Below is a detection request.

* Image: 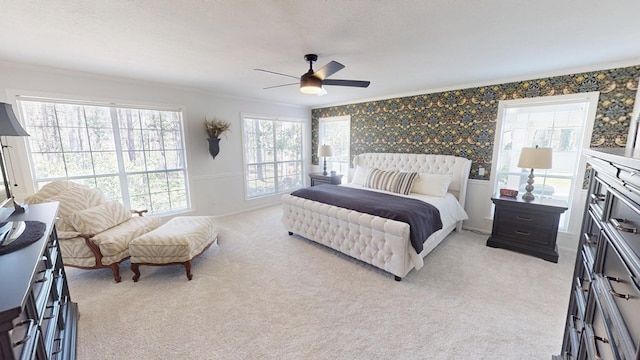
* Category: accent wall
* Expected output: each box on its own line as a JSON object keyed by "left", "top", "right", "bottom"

{"left": 311, "top": 65, "right": 640, "bottom": 179}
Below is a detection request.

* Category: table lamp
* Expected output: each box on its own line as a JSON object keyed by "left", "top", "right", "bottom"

{"left": 0, "top": 102, "right": 30, "bottom": 213}
{"left": 517, "top": 146, "right": 552, "bottom": 201}
{"left": 318, "top": 144, "right": 333, "bottom": 176}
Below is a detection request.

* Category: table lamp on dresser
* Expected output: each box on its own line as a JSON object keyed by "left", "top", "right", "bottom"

{"left": 517, "top": 145, "right": 552, "bottom": 201}
{"left": 0, "top": 102, "right": 30, "bottom": 213}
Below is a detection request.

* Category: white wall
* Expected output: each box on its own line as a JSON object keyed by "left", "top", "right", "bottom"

{"left": 0, "top": 61, "right": 311, "bottom": 216}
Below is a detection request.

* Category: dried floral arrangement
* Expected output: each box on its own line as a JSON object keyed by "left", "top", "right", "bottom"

{"left": 204, "top": 118, "right": 231, "bottom": 139}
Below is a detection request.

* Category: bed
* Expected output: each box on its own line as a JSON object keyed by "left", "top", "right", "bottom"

{"left": 281, "top": 152, "right": 472, "bottom": 280}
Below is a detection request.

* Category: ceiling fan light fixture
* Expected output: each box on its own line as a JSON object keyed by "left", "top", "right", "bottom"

{"left": 300, "top": 74, "right": 322, "bottom": 94}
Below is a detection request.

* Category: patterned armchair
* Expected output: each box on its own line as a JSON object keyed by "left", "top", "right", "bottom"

{"left": 24, "top": 181, "right": 163, "bottom": 282}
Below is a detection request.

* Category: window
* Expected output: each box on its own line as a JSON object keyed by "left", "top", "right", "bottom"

{"left": 491, "top": 92, "right": 599, "bottom": 231}
{"left": 17, "top": 97, "right": 189, "bottom": 215}
{"left": 242, "top": 114, "right": 304, "bottom": 199}
{"left": 318, "top": 115, "right": 350, "bottom": 175}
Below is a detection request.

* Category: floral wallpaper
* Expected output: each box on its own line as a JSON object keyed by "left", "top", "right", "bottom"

{"left": 311, "top": 65, "right": 640, "bottom": 179}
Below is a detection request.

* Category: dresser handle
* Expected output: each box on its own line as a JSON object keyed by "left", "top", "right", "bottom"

{"left": 609, "top": 289, "right": 631, "bottom": 300}
{"left": 591, "top": 335, "right": 609, "bottom": 360}
{"left": 590, "top": 193, "right": 605, "bottom": 202}
{"left": 516, "top": 216, "right": 533, "bottom": 221}
{"left": 514, "top": 230, "right": 530, "bottom": 236}
{"left": 570, "top": 315, "right": 582, "bottom": 333}
{"left": 605, "top": 275, "right": 621, "bottom": 282}
{"left": 610, "top": 218, "right": 638, "bottom": 233}
{"left": 12, "top": 319, "right": 35, "bottom": 347}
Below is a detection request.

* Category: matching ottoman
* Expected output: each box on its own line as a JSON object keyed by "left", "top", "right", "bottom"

{"left": 129, "top": 216, "right": 217, "bottom": 281}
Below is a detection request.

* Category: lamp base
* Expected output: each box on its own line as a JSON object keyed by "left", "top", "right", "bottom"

{"left": 522, "top": 168, "right": 535, "bottom": 201}
{"left": 12, "top": 198, "right": 26, "bottom": 213}
{"left": 322, "top": 158, "right": 328, "bottom": 176}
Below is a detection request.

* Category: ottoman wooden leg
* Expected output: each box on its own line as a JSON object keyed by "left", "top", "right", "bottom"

{"left": 184, "top": 260, "right": 193, "bottom": 280}
{"left": 132, "top": 263, "right": 141, "bottom": 282}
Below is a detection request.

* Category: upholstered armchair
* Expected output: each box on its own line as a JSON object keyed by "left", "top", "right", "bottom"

{"left": 24, "top": 181, "right": 163, "bottom": 282}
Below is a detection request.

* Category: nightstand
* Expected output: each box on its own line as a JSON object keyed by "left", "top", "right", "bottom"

{"left": 309, "top": 172, "right": 343, "bottom": 186}
{"left": 487, "top": 195, "right": 567, "bottom": 262}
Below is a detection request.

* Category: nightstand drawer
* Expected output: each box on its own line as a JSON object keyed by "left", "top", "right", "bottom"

{"left": 309, "top": 173, "right": 342, "bottom": 186}
{"left": 498, "top": 210, "right": 556, "bottom": 227}
{"left": 494, "top": 221, "right": 554, "bottom": 246}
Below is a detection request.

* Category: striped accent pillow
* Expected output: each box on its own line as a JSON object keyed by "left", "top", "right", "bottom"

{"left": 69, "top": 200, "right": 132, "bottom": 234}
{"left": 364, "top": 168, "right": 419, "bottom": 195}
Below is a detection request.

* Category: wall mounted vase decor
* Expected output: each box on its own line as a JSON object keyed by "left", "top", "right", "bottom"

{"left": 204, "top": 117, "right": 231, "bottom": 160}
{"left": 208, "top": 137, "right": 221, "bottom": 159}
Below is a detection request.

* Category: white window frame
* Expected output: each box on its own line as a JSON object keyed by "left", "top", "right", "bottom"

{"left": 15, "top": 95, "right": 191, "bottom": 216}
{"left": 489, "top": 92, "right": 600, "bottom": 234}
{"left": 240, "top": 113, "right": 305, "bottom": 200}
{"left": 318, "top": 115, "right": 351, "bottom": 177}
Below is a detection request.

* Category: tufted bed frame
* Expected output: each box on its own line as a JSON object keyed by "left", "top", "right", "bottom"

{"left": 281, "top": 153, "right": 472, "bottom": 280}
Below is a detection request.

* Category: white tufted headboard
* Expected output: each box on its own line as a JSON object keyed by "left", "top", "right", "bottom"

{"left": 352, "top": 153, "right": 472, "bottom": 208}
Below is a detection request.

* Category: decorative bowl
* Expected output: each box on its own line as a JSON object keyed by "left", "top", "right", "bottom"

{"left": 500, "top": 188, "right": 518, "bottom": 197}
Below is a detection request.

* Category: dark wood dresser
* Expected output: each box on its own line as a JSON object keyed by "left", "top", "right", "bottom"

{"left": 0, "top": 202, "right": 78, "bottom": 360}
{"left": 308, "top": 172, "right": 343, "bottom": 186}
{"left": 554, "top": 148, "right": 640, "bottom": 359}
{"left": 487, "top": 195, "right": 567, "bottom": 262}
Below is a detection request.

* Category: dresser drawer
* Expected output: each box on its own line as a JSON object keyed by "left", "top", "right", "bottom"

{"left": 590, "top": 276, "right": 637, "bottom": 360}
{"left": 582, "top": 209, "right": 602, "bottom": 268}
{"left": 600, "top": 237, "right": 640, "bottom": 346}
{"left": 575, "top": 256, "right": 591, "bottom": 318}
{"left": 607, "top": 188, "right": 640, "bottom": 262}
{"left": 589, "top": 174, "right": 609, "bottom": 216}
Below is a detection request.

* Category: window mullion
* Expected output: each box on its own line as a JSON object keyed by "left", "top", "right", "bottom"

{"left": 110, "top": 107, "right": 130, "bottom": 209}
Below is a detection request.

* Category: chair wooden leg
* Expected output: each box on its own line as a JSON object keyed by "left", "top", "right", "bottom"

{"left": 184, "top": 260, "right": 193, "bottom": 280}
{"left": 131, "top": 263, "right": 141, "bottom": 282}
{"left": 110, "top": 264, "right": 121, "bottom": 283}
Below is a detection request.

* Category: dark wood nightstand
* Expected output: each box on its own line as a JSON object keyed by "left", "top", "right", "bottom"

{"left": 487, "top": 195, "right": 567, "bottom": 262}
{"left": 309, "top": 172, "right": 343, "bottom": 186}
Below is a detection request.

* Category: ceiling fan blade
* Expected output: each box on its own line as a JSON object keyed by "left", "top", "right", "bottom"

{"left": 322, "top": 79, "right": 370, "bottom": 88}
{"left": 313, "top": 61, "right": 345, "bottom": 80}
{"left": 263, "top": 82, "right": 298, "bottom": 90}
{"left": 317, "top": 87, "right": 328, "bottom": 96}
{"left": 254, "top": 69, "right": 299, "bottom": 79}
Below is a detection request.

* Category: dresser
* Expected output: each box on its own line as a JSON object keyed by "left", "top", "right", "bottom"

{"left": 487, "top": 195, "right": 567, "bottom": 262}
{"left": 308, "top": 172, "right": 343, "bottom": 186}
{"left": 555, "top": 148, "right": 640, "bottom": 359}
{"left": 0, "top": 202, "right": 78, "bottom": 360}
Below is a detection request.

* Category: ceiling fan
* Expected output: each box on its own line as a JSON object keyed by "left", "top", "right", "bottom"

{"left": 254, "top": 54, "right": 370, "bottom": 95}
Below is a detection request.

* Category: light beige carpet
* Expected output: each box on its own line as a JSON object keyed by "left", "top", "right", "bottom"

{"left": 66, "top": 205, "right": 574, "bottom": 360}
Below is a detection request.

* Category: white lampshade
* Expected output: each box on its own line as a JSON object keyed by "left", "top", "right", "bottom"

{"left": 518, "top": 147, "right": 552, "bottom": 169}
{"left": 318, "top": 144, "right": 333, "bottom": 157}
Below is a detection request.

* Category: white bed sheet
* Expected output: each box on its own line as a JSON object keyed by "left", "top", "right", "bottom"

{"left": 339, "top": 183, "right": 469, "bottom": 234}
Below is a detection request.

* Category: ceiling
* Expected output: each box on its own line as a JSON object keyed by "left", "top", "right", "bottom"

{"left": 2, "top": 1, "right": 640, "bottom": 108}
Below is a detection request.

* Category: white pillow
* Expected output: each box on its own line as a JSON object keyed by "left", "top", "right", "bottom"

{"left": 351, "top": 165, "right": 369, "bottom": 185}
{"left": 411, "top": 174, "right": 453, "bottom": 197}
